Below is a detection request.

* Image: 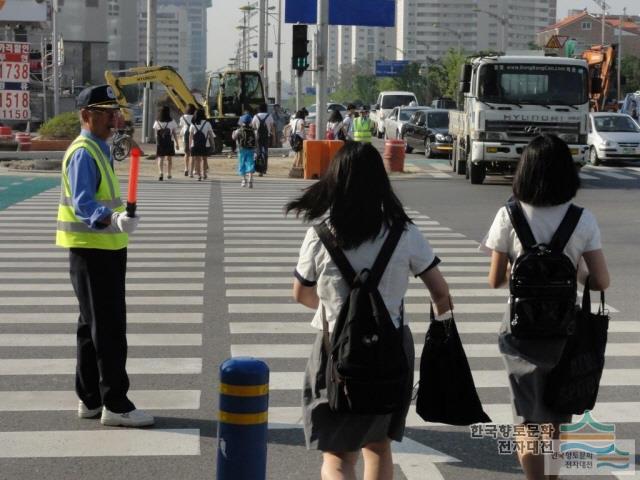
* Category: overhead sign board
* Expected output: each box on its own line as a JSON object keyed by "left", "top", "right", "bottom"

{"left": 0, "top": 0, "right": 47, "bottom": 22}
{"left": 285, "top": 0, "right": 395, "bottom": 27}
{"left": 375, "top": 60, "right": 410, "bottom": 77}
{"left": 0, "top": 42, "right": 30, "bottom": 121}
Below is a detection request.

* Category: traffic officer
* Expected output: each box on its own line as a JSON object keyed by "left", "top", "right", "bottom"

{"left": 56, "top": 84, "right": 154, "bottom": 427}
{"left": 351, "top": 104, "right": 373, "bottom": 143}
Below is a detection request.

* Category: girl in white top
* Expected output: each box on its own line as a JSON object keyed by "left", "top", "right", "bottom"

{"left": 482, "top": 134, "right": 610, "bottom": 480}
{"left": 288, "top": 141, "right": 452, "bottom": 479}
{"left": 152, "top": 105, "right": 180, "bottom": 181}
{"left": 188, "top": 108, "right": 215, "bottom": 181}
{"left": 179, "top": 104, "right": 196, "bottom": 177}
{"left": 288, "top": 110, "right": 307, "bottom": 168}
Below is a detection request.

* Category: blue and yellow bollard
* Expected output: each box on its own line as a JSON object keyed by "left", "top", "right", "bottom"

{"left": 217, "top": 357, "right": 269, "bottom": 480}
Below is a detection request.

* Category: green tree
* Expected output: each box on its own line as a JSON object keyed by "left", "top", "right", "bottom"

{"left": 441, "top": 49, "right": 467, "bottom": 98}
{"left": 621, "top": 55, "right": 640, "bottom": 94}
{"left": 392, "top": 63, "right": 429, "bottom": 104}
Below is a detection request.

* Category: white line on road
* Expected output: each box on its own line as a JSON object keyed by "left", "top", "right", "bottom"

{"left": 0, "top": 272, "right": 205, "bottom": 280}
{"left": 0, "top": 358, "right": 202, "bottom": 375}
{"left": 222, "top": 265, "right": 490, "bottom": 272}
{"left": 0, "top": 283, "right": 203, "bottom": 292}
{"left": 224, "top": 275, "right": 488, "bottom": 284}
{"left": 222, "top": 247, "right": 479, "bottom": 254}
{"left": 223, "top": 256, "right": 489, "bottom": 263}
{"left": 596, "top": 170, "right": 637, "bottom": 180}
{"left": 0, "top": 296, "right": 203, "bottom": 306}
{"left": 0, "top": 333, "right": 202, "bottom": 347}
{"left": 0, "top": 313, "right": 202, "bottom": 324}
{"left": 225, "top": 288, "right": 508, "bottom": 297}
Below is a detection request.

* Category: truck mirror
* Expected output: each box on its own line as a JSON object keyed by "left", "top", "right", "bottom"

{"left": 459, "top": 81, "right": 471, "bottom": 94}
{"left": 591, "top": 78, "right": 602, "bottom": 95}
{"left": 460, "top": 64, "right": 472, "bottom": 83}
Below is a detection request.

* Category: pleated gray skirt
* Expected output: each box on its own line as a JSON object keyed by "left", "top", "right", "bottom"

{"left": 498, "top": 311, "right": 573, "bottom": 425}
{"left": 302, "top": 326, "right": 415, "bottom": 452}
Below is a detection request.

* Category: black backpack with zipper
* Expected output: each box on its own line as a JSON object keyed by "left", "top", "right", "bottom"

{"left": 314, "top": 222, "right": 409, "bottom": 414}
{"left": 192, "top": 123, "right": 207, "bottom": 152}
{"left": 506, "top": 199, "right": 583, "bottom": 338}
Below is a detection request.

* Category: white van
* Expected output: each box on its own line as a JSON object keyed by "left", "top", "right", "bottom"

{"left": 373, "top": 91, "right": 418, "bottom": 138}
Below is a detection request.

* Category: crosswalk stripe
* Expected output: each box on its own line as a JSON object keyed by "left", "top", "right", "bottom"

{"left": 268, "top": 369, "right": 640, "bottom": 390}
{"left": 268, "top": 402, "right": 640, "bottom": 427}
{"left": 223, "top": 256, "right": 489, "bottom": 263}
{"left": 221, "top": 231, "right": 466, "bottom": 238}
{"left": 223, "top": 265, "right": 490, "bottom": 272}
{"left": 0, "top": 261, "right": 207, "bottom": 268}
{"left": 225, "top": 288, "right": 508, "bottom": 297}
{"left": 0, "top": 252, "right": 206, "bottom": 259}
{"left": 0, "top": 244, "right": 206, "bottom": 250}
{"left": 0, "top": 390, "right": 200, "bottom": 411}
{"left": 0, "top": 313, "right": 202, "bottom": 324}
{"left": 0, "top": 223, "right": 209, "bottom": 229}
{"left": 230, "top": 303, "right": 507, "bottom": 314}
{"left": 0, "top": 272, "right": 205, "bottom": 280}
{"left": 229, "top": 320, "right": 640, "bottom": 334}
{"left": 0, "top": 283, "right": 203, "bottom": 291}
{"left": 0, "top": 229, "right": 207, "bottom": 235}
{"left": 221, "top": 239, "right": 477, "bottom": 246}
{"left": 0, "top": 358, "right": 202, "bottom": 375}
{"left": 0, "top": 296, "right": 203, "bottom": 306}
{"left": 223, "top": 247, "right": 479, "bottom": 254}
{"left": 222, "top": 226, "right": 454, "bottom": 231}
{"left": 0, "top": 333, "right": 202, "bottom": 347}
{"left": 579, "top": 172, "right": 599, "bottom": 180}
{"left": 596, "top": 170, "right": 637, "bottom": 180}
{"left": 0, "top": 429, "right": 201, "bottom": 457}
{"left": 224, "top": 276, "right": 489, "bottom": 284}
{"left": 0, "top": 236, "right": 207, "bottom": 242}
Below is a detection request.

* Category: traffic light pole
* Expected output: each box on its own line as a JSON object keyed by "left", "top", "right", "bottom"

{"left": 315, "top": 0, "right": 329, "bottom": 140}
{"left": 296, "top": 71, "right": 302, "bottom": 111}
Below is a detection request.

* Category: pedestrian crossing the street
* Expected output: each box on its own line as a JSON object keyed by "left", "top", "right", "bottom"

{"left": 0, "top": 181, "right": 210, "bottom": 459}
{"left": 221, "top": 180, "right": 640, "bottom": 471}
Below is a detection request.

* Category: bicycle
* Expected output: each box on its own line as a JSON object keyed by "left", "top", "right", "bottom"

{"left": 111, "top": 128, "right": 134, "bottom": 162}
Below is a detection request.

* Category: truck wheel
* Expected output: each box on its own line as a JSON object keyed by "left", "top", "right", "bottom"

{"left": 469, "top": 162, "right": 486, "bottom": 184}
{"left": 589, "top": 147, "right": 601, "bottom": 166}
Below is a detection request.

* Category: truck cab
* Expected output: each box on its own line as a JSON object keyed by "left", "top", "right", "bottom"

{"left": 450, "top": 55, "right": 591, "bottom": 184}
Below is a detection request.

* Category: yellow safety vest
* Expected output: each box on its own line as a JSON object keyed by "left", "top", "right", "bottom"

{"left": 353, "top": 117, "right": 372, "bottom": 143}
{"left": 56, "top": 135, "right": 128, "bottom": 250}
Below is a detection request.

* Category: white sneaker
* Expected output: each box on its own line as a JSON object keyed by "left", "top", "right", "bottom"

{"left": 78, "top": 400, "right": 102, "bottom": 419}
{"left": 100, "top": 407, "right": 155, "bottom": 427}
{"left": 241, "top": 179, "right": 247, "bottom": 187}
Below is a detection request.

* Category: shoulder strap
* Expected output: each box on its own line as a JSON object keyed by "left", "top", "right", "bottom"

{"left": 549, "top": 204, "right": 583, "bottom": 253}
{"left": 505, "top": 198, "right": 536, "bottom": 250}
{"left": 196, "top": 122, "right": 205, "bottom": 132}
{"left": 368, "top": 223, "right": 404, "bottom": 287}
{"left": 314, "top": 222, "right": 357, "bottom": 287}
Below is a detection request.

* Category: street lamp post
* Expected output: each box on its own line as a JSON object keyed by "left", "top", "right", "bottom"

{"left": 51, "top": 0, "right": 59, "bottom": 117}
{"left": 275, "top": 0, "right": 282, "bottom": 105}
{"left": 474, "top": 7, "right": 508, "bottom": 52}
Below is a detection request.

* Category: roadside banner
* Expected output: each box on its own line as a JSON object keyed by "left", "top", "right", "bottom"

{"left": 0, "top": 41, "right": 30, "bottom": 121}
{"left": 285, "top": 0, "right": 395, "bottom": 27}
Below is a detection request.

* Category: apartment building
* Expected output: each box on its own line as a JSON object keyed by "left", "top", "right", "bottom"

{"left": 108, "top": 0, "right": 138, "bottom": 70}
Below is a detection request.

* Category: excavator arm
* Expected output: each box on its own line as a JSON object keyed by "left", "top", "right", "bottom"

{"left": 104, "top": 66, "right": 202, "bottom": 123}
{"left": 581, "top": 44, "right": 617, "bottom": 112}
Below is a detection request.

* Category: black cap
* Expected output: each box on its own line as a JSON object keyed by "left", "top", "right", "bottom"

{"left": 76, "top": 84, "right": 120, "bottom": 109}
{"left": 361, "top": 104, "right": 370, "bottom": 111}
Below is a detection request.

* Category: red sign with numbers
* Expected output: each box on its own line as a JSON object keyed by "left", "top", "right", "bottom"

{"left": 0, "top": 42, "right": 30, "bottom": 121}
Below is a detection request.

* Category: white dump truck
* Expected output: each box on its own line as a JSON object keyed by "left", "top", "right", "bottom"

{"left": 450, "top": 54, "right": 593, "bottom": 184}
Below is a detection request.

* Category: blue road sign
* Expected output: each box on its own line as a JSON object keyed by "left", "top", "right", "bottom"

{"left": 375, "top": 60, "right": 410, "bottom": 77}
{"left": 305, "top": 86, "right": 317, "bottom": 95}
{"left": 285, "top": 0, "right": 395, "bottom": 27}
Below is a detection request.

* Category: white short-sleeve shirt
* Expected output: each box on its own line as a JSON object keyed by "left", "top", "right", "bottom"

{"left": 152, "top": 120, "right": 178, "bottom": 133}
{"left": 188, "top": 121, "right": 215, "bottom": 147}
{"left": 295, "top": 223, "right": 439, "bottom": 332}
{"left": 179, "top": 114, "right": 193, "bottom": 136}
{"left": 251, "top": 112, "right": 274, "bottom": 131}
{"left": 482, "top": 201, "right": 602, "bottom": 267}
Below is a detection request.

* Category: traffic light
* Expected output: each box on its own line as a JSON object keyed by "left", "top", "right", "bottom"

{"left": 292, "top": 25, "right": 309, "bottom": 74}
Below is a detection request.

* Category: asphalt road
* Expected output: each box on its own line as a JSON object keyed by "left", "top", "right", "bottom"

{"left": 0, "top": 144, "right": 638, "bottom": 479}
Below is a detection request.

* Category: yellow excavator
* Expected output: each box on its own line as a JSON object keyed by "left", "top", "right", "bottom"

{"left": 581, "top": 44, "right": 618, "bottom": 112}
{"left": 105, "top": 65, "right": 266, "bottom": 153}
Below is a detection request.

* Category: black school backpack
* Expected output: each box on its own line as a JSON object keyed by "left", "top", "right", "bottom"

{"left": 192, "top": 123, "right": 207, "bottom": 152}
{"left": 256, "top": 114, "right": 270, "bottom": 146}
{"left": 314, "top": 222, "right": 409, "bottom": 414}
{"left": 157, "top": 122, "right": 173, "bottom": 149}
{"left": 238, "top": 125, "right": 256, "bottom": 149}
{"left": 506, "top": 199, "right": 583, "bottom": 338}
{"left": 289, "top": 120, "right": 304, "bottom": 152}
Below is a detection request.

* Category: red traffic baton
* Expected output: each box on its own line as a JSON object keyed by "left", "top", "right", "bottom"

{"left": 126, "top": 147, "right": 141, "bottom": 217}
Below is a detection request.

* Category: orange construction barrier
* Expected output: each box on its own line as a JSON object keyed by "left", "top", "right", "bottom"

{"left": 15, "top": 132, "right": 31, "bottom": 151}
{"left": 0, "top": 126, "right": 12, "bottom": 140}
{"left": 303, "top": 140, "right": 345, "bottom": 179}
{"left": 383, "top": 139, "right": 405, "bottom": 172}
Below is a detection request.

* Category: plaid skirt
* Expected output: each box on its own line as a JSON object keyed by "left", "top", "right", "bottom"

{"left": 302, "top": 326, "right": 415, "bottom": 451}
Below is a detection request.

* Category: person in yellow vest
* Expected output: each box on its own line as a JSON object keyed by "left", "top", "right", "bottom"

{"left": 56, "top": 85, "right": 154, "bottom": 428}
{"left": 351, "top": 104, "right": 373, "bottom": 143}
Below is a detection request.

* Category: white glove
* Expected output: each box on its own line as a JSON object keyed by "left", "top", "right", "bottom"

{"left": 111, "top": 211, "right": 140, "bottom": 234}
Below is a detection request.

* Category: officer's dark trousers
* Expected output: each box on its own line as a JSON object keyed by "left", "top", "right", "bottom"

{"left": 69, "top": 247, "right": 135, "bottom": 413}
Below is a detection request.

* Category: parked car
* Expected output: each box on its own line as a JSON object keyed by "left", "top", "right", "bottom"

{"left": 305, "top": 102, "right": 346, "bottom": 126}
{"left": 430, "top": 97, "right": 457, "bottom": 110}
{"left": 372, "top": 91, "right": 418, "bottom": 138}
{"left": 383, "top": 106, "right": 428, "bottom": 140}
{"left": 402, "top": 109, "right": 452, "bottom": 157}
{"left": 587, "top": 112, "right": 640, "bottom": 165}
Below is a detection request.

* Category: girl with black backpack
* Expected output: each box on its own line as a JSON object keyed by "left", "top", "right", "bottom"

{"left": 188, "top": 108, "right": 215, "bottom": 181}
{"left": 286, "top": 142, "right": 453, "bottom": 480}
{"left": 153, "top": 106, "right": 180, "bottom": 181}
{"left": 482, "top": 134, "right": 610, "bottom": 480}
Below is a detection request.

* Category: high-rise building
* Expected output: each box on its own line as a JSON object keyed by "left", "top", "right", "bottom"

{"left": 108, "top": 0, "right": 138, "bottom": 70}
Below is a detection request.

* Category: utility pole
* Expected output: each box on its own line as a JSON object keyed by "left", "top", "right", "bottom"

{"left": 592, "top": 0, "right": 610, "bottom": 46}
{"left": 617, "top": 8, "right": 625, "bottom": 103}
{"left": 40, "top": 35, "right": 47, "bottom": 122}
{"left": 51, "top": 0, "right": 59, "bottom": 117}
{"left": 142, "top": 0, "right": 156, "bottom": 143}
{"left": 264, "top": 0, "right": 269, "bottom": 99}
{"left": 315, "top": 0, "right": 329, "bottom": 140}
{"left": 258, "top": 0, "right": 265, "bottom": 84}
{"left": 275, "top": 0, "right": 282, "bottom": 105}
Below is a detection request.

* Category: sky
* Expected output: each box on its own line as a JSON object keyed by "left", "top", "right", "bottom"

{"left": 206, "top": 0, "right": 640, "bottom": 74}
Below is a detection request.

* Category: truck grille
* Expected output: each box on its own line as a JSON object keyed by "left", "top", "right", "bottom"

{"left": 485, "top": 121, "right": 581, "bottom": 138}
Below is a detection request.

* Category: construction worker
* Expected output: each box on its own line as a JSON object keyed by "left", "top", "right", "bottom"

{"left": 351, "top": 105, "right": 373, "bottom": 143}
{"left": 56, "top": 84, "right": 154, "bottom": 428}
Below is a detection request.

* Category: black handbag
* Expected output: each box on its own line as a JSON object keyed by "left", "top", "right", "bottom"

{"left": 416, "top": 305, "right": 491, "bottom": 425}
{"left": 544, "top": 278, "right": 609, "bottom": 415}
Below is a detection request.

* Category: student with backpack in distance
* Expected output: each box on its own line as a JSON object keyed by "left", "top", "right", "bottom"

{"left": 325, "top": 109, "right": 346, "bottom": 141}
{"left": 288, "top": 110, "right": 306, "bottom": 169}
{"left": 179, "top": 104, "right": 196, "bottom": 177}
{"left": 287, "top": 142, "right": 452, "bottom": 480}
{"left": 188, "top": 108, "right": 215, "bottom": 181}
{"left": 482, "top": 134, "right": 610, "bottom": 480}
{"left": 233, "top": 113, "right": 257, "bottom": 188}
{"left": 251, "top": 103, "right": 274, "bottom": 176}
{"left": 153, "top": 106, "right": 180, "bottom": 181}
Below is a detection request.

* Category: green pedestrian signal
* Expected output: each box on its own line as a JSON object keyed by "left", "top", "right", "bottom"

{"left": 292, "top": 24, "right": 309, "bottom": 73}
